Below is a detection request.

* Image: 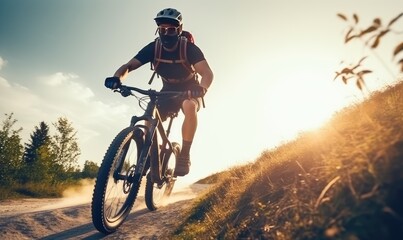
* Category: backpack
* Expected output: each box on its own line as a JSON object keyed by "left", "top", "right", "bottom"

{"left": 148, "top": 30, "right": 196, "bottom": 84}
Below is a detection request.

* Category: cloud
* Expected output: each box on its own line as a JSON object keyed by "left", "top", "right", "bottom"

{"left": 35, "top": 72, "right": 132, "bottom": 138}
{"left": 0, "top": 76, "right": 39, "bottom": 113}
{"left": 0, "top": 76, "right": 11, "bottom": 87}
{"left": 43, "top": 72, "right": 79, "bottom": 86}
{"left": 39, "top": 72, "right": 94, "bottom": 102}
{"left": 0, "top": 56, "right": 7, "bottom": 70}
{"left": 0, "top": 71, "right": 133, "bottom": 166}
{"left": 0, "top": 56, "right": 9, "bottom": 87}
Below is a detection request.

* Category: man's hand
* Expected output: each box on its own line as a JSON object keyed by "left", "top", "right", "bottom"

{"left": 104, "top": 77, "right": 122, "bottom": 90}
{"left": 188, "top": 85, "right": 207, "bottom": 98}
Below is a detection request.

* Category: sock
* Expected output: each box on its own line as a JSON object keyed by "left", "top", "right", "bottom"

{"left": 181, "top": 140, "right": 192, "bottom": 157}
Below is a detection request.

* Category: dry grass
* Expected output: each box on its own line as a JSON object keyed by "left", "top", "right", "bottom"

{"left": 166, "top": 81, "right": 403, "bottom": 240}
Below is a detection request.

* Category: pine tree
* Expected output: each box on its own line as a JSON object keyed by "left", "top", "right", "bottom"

{"left": 24, "top": 121, "right": 50, "bottom": 163}
{"left": 22, "top": 121, "right": 53, "bottom": 183}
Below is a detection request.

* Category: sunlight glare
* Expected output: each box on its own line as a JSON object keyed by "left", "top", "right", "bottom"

{"left": 262, "top": 69, "right": 343, "bottom": 139}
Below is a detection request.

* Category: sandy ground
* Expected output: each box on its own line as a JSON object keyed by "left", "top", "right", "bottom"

{"left": 0, "top": 182, "right": 211, "bottom": 240}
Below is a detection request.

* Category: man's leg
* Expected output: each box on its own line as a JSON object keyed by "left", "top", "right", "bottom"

{"left": 175, "top": 99, "right": 198, "bottom": 176}
{"left": 182, "top": 99, "right": 198, "bottom": 151}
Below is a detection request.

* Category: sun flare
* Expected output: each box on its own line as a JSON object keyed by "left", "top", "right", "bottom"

{"left": 262, "top": 72, "right": 344, "bottom": 139}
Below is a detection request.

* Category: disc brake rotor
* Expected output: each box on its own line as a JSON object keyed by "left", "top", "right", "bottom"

{"left": 123, "top": 165, "right": 136, "bottom": 194}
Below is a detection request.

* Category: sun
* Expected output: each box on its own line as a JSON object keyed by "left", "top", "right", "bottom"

{"left": 261, "top": 69, "right": 345, "bottom": 140}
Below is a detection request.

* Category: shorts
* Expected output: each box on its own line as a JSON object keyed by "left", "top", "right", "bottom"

{"left": 157, "top": 79, "right": 202, "bottom": 121}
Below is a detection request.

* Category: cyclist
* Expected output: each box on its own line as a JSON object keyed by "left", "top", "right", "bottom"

{"left": 105, "top": 8, "right": 214, "bottom": 176}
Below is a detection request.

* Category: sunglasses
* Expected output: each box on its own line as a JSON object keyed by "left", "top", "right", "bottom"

{"left": 156, "top": 26, "right": 179, "bottom": 36}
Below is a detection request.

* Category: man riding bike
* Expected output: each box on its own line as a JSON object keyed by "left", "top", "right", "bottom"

{"left": 105, "top": 8, "right": 214, "bottom": 176}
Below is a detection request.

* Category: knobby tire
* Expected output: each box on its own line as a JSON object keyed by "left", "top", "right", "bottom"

{"left": 91, "top": 126, "right": 143, "bottom": 234}
{"left": 145, "top": 142, "right": 181, "bottom": 211}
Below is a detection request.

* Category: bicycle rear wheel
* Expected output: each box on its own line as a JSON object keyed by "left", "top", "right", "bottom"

{"left": 91, "top": 126, "right": 144, "bottom": 234}
{"left": 145, "top": 142, "right": 181, "bottom": 211}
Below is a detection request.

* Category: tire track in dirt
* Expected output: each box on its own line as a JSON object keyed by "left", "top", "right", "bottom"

{"left": 0, "top": 184, "right": 210, "bottom": 240}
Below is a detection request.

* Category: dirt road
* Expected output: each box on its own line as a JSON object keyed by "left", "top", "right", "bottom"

{"left": 0, "top": 183, "right": 210, "bottom": 240}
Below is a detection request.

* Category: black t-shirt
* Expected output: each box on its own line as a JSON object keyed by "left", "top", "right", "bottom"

{"left": 134, "top": 40, "right": 206, "bottom": 80}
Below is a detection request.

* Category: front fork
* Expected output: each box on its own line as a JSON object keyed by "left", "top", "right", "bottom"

{"left": 113, "top": 124, "right": 146, "bottom": 186}
{"left": 130, "top": 115, "right": 158, "bottom": 181}
{"left": 129, "top": 114, "right": 173, "bottom": 185}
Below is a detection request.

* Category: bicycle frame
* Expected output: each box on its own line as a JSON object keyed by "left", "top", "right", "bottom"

{"left": 129, "top": 93, "right": 177, "bottom": 185}
{"left": 91, "top": 85, "right": 182, "bottom": 234}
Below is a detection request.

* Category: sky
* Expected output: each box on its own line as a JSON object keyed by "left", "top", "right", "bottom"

{"left": 1, "top": 0, "right": 402, "bottom": 185}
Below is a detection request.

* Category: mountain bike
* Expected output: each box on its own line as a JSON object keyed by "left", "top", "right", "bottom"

{"left": 91, "top": 84, "right": 183, "bottom": 234}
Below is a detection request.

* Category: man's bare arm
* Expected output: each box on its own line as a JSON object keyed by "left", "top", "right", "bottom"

{"left": 113, "top": 58, "right": 143, "bottom": 81}
{"left": 194, "top": 60, "right": 214, "bottom": 90}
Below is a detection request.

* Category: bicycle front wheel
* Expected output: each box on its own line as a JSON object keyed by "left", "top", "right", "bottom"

{"left": 145, "top": 142, "right": 181, "bottom": 211}
{"left": 91, "top": 126, "right": 144, "bottom": 234}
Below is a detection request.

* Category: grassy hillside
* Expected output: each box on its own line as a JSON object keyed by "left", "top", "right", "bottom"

{"left": 167, "top": 81, "right": 403, "bottom": 239}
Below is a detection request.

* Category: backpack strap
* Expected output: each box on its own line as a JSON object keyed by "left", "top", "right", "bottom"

{"left": 149, "top": 36, "right": 196, "bottom": 85}
{"left": 178, "top": 36, "right": 195, "bottom": 75}
{"left": 148, "top": 38, "right": 162, "bottom": 84}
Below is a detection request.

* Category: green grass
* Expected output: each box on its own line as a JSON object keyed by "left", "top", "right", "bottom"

{"left": 166, "top": 81, "right": 403, "bottom": 239}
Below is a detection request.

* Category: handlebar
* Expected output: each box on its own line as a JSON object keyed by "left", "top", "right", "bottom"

{"left": 113, "top": 85, "right": 205, "bottom": 108}
{"left": 117, "top": 85, "right": 185, "bottom": 97}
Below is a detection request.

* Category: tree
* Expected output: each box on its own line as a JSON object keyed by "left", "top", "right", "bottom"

{"left": 22, "top": 121, "right": 54, "bottom": 183}
{"left": 24, "top": 122, "right": 50, "bottom": 163}
{"left": 51, "top": 117, "right": 81, "bottom": 177}
{"left": 82, "top": 160, "right": 99, "bottom": 179}
{"left": 0, "top": 113, "right": 23, "bottom": 185}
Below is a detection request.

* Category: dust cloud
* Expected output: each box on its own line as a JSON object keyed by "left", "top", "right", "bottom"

{"left": 49, "top": 178, "right": 205, "bottom": 210}
{"left": 37, "top": 179, "right": 95, "bottom": 211}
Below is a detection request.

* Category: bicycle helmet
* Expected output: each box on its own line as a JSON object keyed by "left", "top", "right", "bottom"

{"left": 154, "top": 8, "right": 183, "bottom": 26}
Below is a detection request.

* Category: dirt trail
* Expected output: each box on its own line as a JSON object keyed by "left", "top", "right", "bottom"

{"left": 0, "top": 183, "right": 210, "bottom": 240}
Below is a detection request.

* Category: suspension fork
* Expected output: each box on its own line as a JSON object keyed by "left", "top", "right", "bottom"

{"left": 136, "top": 117, "right": 159, "bottom": 179}
{"left": 128, "top": 102, "right": 160, "bottom": 180}
{"left": 156, "top": 115, "right": 176, "bottom": 181}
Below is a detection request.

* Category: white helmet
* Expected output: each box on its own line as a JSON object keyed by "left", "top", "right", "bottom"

{"left": 154, "top": 8, "right": 183, "bottom": 26}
